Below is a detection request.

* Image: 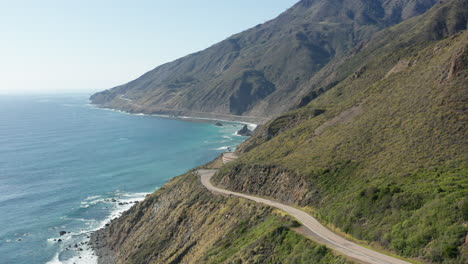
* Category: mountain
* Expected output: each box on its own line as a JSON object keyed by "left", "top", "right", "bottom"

{"left": 89, "top": 0, "right": 467, "bottom": 263}
{"left": 215, "top": 0, "right": 468, "bottom": 262}
{"left": 90, "top": 0, "right": 439, "bottom": 123}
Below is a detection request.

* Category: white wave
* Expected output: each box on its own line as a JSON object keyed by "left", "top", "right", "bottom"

{"left": 212, "top": 146, "right": 231, "bottom": 151}
{"left": 84, "top": 195, "right": 101, "bottom": 201}
{"left": 45, "top": 244, "right": 98, "bottom": 264}
{"left": 45, "top": 253, "right": 60, "bottom": 264}
{"left": 90, "top": 192, "right": 149, "bottom": 234}
{"left": 88, "top": 104, "right": 259, "bottom": 133}
{"left": 46, "top": 191, "right": 151, "bottom": 264}
{"left": 61, "top": 217, "right": 94, "bottom": 222}
{"left": 246, "top": 123, "right": 258, "bottom": 130}
{"left": 121, "top": 192, "right": 150, "bottom": 197}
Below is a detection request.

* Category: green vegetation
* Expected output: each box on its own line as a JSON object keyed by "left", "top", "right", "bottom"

{"left": 205, "top": 216, "right": 349, "bottom": 264}
{"left": 92, "top": 170, "right": 349, "bottom": 264}
{"left": 214, "top": 2, "right": 468, "bottom": 263}
{"left": 91, "top": 1, "right": 467, "bottom": 264}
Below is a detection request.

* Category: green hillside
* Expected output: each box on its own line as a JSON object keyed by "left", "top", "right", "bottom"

{"left": 214, "top": 1, "right": 468, "bottom": 262}
{"left": 90, "top": 1, "right": 467, "bottom": 263}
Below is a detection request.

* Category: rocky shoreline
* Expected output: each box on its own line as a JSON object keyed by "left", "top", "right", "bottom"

{"left": 89, "top": 199, "right": 145, "bottom": 264}
{"left": 89, "top": 231, "right": 116, "bottom": 264}
{"left": 85, "top": 107, "right": 258, "bottom": 263}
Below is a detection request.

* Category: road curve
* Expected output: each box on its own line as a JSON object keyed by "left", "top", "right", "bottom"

{"left": 197, "top": 169, "right": 410, "bottom": 264}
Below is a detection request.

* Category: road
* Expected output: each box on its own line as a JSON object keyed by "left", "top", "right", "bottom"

{"left": 118, "top": 95, "right": 143, "bottom": 108}
{"left": 115, "top": 94, "right": 270, "bottom": 123}
{"left": 197, "top": 169, "right": 411, "bottom": 264}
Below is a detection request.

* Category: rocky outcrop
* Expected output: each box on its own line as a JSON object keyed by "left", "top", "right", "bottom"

{"left": 448, "top": 45, "right": 467, "bottom": 79}
{"left": 236, "top": 125, "right": 253, "bottom": 136}
{"left": 214, "top": 164, "right": 317, "bottom": 207}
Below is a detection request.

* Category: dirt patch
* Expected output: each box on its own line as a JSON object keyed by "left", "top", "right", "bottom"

{"left": 385, "top": 60, "right": 411, "bottom": 78}
{"left": 314, "top": 105, "right": 363, "bottom": 135}
{"left": 448, "top": 45, "right": 467, "bottom": 80}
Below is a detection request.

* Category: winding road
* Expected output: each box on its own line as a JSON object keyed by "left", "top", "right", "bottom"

{"left": 198, "top": 169, "right": 410, "bottom": 264}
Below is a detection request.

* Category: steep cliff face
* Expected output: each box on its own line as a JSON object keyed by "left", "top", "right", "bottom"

{"left": 90, "top": 168, "right": 349, "bottom": 264}
{"left": 212, "top": 1, "right": 468, "bottom": 262}
{"left": 90, "top": 0, "right": 439, "bottom": 121}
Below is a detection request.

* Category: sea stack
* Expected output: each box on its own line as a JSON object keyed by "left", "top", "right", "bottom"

{"left": 237, "top": 125, "right": 253, "bottom": 136}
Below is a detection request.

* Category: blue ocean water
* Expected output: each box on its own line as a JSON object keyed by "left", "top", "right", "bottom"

{"left": 0, "top": 94, "right": 248, "bottom": 264}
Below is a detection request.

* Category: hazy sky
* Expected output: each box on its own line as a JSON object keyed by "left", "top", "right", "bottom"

{"left": 0, "top": 0, "right": 298, "bottom": 95}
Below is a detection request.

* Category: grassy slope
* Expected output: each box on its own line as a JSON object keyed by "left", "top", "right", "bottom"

{"left": 91, "top": 168, "right": 349, "bottom": 264}
{"left": 91, "top": 2, "right": 466, "bottom": 264}
{"left": 214, "top": 1, "right": 468, "bottom": 263}
{"left": 204, "top": 216, "right": 349, "bottom": 264}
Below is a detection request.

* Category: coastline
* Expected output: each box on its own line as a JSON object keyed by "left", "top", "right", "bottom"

{"left": 85, "top": 103, "right": 255, "bottom": 263}
{"left": 88, "top": 103, "right": 262, "bottom": 131}
{"left": 87, "top": 100, "right": 268, "bottom": 127}
{"left": 46, "top": 192, "right": 151, "bottom": 264}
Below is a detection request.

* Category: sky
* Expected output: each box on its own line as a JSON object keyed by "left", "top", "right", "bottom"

{"left": 0, "top": 0, "right": 298, "bottom": 95}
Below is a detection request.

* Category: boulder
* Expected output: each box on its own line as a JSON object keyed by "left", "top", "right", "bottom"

{"left": 237, "top": 125, "right": 253, "bottom": 136}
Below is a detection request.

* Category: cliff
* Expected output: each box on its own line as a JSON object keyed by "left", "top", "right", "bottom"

{"left": 90, "top": 166, "right": 349, "bottom": 264}
{"left": 90, "top": 0, "right": 467, "bottom": 263}
{"left": 90, "top": 0, "right": 439, "bottom": 122}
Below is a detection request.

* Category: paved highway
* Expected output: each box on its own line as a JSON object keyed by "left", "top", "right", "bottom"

{"left": 198, "top": 169, "right": 410, "bottom": 264}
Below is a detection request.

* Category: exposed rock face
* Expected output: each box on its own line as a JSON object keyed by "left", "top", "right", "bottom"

{"left": 90, "top": 0, "right": 439, "bottom": 120}
{"left": 90, "top": 172, "right": 269, "bottom": 263}
{"left": 236, "top": 125, "right": 253, "bottom": 136}
{"left": 448, "top": 45, "right": 467, "bottom": 79}
{"left": 215, "top": 164, "right": 316, "bottom": 206}
{"left": 385, "top": 60, "right": 411, "bottom": 78}
{"left": 89, "top": 170, "right": 348, "bottom": 264}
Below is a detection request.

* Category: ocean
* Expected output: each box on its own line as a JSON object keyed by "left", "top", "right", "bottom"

{"left": 0, "top": 94, "right": 248, "bottom": 264}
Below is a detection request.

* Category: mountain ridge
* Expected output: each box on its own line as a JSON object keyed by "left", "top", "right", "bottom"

{"left": 90, "top": 0, "right": 440, "bottom": 122}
